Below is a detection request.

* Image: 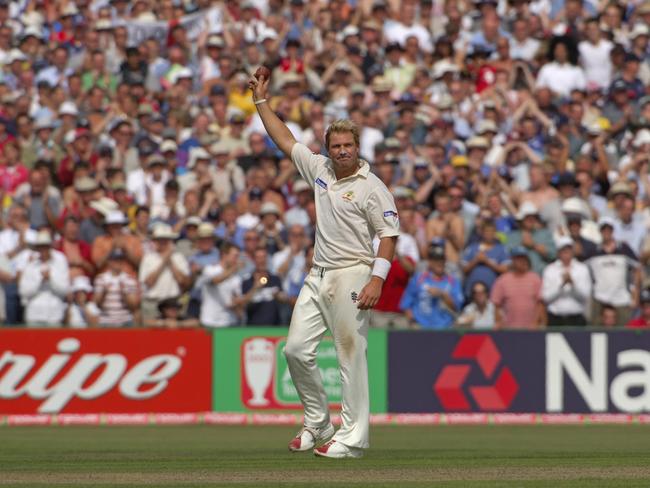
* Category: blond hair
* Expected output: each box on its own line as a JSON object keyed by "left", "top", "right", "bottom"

{"left": 325, "top": 119, "right": 361, "bottom": 150}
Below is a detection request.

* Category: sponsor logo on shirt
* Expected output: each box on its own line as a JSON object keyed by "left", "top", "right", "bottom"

{"left": 342, "top": 191, "right": 355, "bottom": 201}
{"left": 315, "top": 178, "right": 328, "bottom": 190}
{"left": 351, "top": 291, "right": 358, "bottom": 303}
{"left": 383, "top": 210, "right": 398, "bottom": 218}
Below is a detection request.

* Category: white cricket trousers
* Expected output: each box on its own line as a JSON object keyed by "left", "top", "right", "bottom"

{"left": 284, "top": 263, "right": 371, "bottom": 449}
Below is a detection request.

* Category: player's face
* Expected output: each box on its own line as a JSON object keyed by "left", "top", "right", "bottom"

{"left": 327, "top": 132, "right": 360, "bottom": 177}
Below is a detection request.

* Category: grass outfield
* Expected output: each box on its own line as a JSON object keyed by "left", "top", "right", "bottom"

{"left": 1, "top": 425, "right": 649, "bottom": 487}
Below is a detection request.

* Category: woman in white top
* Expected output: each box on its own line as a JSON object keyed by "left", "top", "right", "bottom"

{"left": 536, "top": 36, "right": 586, "bottom": 98}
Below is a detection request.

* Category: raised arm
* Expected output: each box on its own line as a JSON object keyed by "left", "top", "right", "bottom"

{"left": 249, "top": 73, "right": 297, "bottom": 158}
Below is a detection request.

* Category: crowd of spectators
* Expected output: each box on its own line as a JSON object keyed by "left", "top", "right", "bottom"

{"left": 0, "top": 0, "right": 648, "bottom": 330}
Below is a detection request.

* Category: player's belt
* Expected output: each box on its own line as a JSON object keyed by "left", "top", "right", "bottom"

{"left": 312, "top": 265, "right": 326, "bottom": 277}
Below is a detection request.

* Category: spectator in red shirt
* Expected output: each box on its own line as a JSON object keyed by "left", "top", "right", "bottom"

{"left": 58, "top": 128, "right": 98, "bottom": 188}
{"left": 370, "top": 223, "right": 420, "bottom": 329}
{"left": 0, "top": 140, "right": 28, "bottom": 195}
{"left": 626, "top": 289, "right": 650, "bottom": 328}
{"left": 54, "top": 215, "right": 94, "bottom": 280}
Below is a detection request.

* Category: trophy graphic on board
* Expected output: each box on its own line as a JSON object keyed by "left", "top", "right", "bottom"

{"left": 243, "top": 338, "right": 275, "bottom": 406}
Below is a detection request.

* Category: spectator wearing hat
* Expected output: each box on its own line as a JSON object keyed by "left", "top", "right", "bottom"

{"left": 28, "top": 116, "right": 64, "bottom": 168}
{"left": 187, "top": 222, "right": 220, "bottom": 318}
{"left": 461, "top": 219, "right": 509, "bottom": 298}
{"left": 626, "top": 289, "right": 650, "bottom": 328}
{"left": 175, "top": 215, "right": 202, "bottom": 258}
{"left": 284, "top": 179, "right": 312, "bottom": 228}
{"left": 561, "top": 198, "right": 599, "bottom": 261}
{"left": 603, "top": 79, "right": 636, "bottom": 141}
{"left": 210, "top": 139, "right": 246, "bottom": 205}
{"left": 588, "top": 216, "right": 640, "bottom": 326}
{"left": 241, "top": 246, "right": 283, "bottom": 326}
{"left": 139, "top": 224, "right": 190, "bottom": 320}
{"left": 490, "top": 245, "right": 545, "bottom": 329}
{"left": 81, "top": 197, "right": 116, "bottom": 244}
{"left": 612, "top": 53, "right": 645, "bottom": 100}
{"left": 54, "top": 215, "right": 94, "bottom": 280}
{"left": 399, "top": 242, "right": 463, "bottom": 329}
{"left": 91, "top": 210, "right": 142, "bottom": 277}
{"left": 258, "top": 202, "right": 285, "bottom": 256}
{"left": 94, "top": 248, "right": 140, "bottom": 327}
{"left": 144, "top": 297, "right": 199, "bottom": 328}
{"left": 57, "top": 175, "right": 99, "bottom": 229}
{"left": 507, "top": 201, "right": 556, "bottom": 276}
{"left": 383, "top": 42, "right": 416, "bottom": 95}
{"left": 128, "top": 154, "right": 171, "bottom": 211}
{"left": 199, "top": 34, "right": 226, "bottom": 87}
{"left": 541, "top": 236, "right": 592, "bottom": 326}
{"left": 228, "top": 73, "right": 257, "bottom": 118}
{"left": 65, "top": 276, "right": 100, "bottom": 328}
{"left": 178, "top": 147, "right": 217, "bottom": 198}
{"left": 19, "top": 230, "right": 70, "bottom": 326}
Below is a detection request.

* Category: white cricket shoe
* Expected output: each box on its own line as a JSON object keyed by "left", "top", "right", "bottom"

{"left": 288, "top": 423, "right": 335, "bottom": 452}
{"left": 314, "top": 439, "right": 364, "bottom": 459}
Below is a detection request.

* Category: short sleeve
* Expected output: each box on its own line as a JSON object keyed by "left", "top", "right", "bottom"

{"left": 291, "top": 143, "right": 327, "bottom": 188}
{"left": 490, "top": 276, "right": 504, "bottom": 306}
{"left": 86, "top": 302, "right": 101, "bottom": 317}
{"left": 122, "top": 275, "right": 139, "bottom": 293}
{"left": 365, "top": 186, "right": 400, "bottom": 239}
{"left": 172, "top": 253, "right": 190, "bottom": 276}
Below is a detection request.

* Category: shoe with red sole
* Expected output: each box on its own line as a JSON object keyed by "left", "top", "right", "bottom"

{"left": 313, "top": 439, "right": 363, "bottom": 459}
{"left": 288, "top": 423, "right": 335, "bottom": 452}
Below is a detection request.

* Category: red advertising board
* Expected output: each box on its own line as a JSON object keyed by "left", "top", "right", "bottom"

{"left": 0, "top": 329, "right": 212, "bottom": 414}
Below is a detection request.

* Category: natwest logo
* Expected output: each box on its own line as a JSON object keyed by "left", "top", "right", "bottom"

{"left": 0, "top": 330, "right": 212, "bottom": 414}
{"left": 546, "top": 333, "right": 650, "bottom": 413}
{"left": 434, "top": 335, "right": 519, "bottom": 411}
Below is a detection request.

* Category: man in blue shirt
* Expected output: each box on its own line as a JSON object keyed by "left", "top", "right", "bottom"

{"left": 399, "top": 242, "right": 463, "bottom": 329}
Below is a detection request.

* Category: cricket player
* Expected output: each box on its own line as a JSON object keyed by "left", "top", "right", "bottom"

{"left": 249, "top": 73, "right": 398, "bottom": 459}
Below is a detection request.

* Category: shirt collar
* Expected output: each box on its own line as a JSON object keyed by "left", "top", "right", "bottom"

{"left": 325, "top": 158, "right": 370, "bottom": 180}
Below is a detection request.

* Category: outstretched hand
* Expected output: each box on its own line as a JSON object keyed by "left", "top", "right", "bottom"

{"left": 248, "top": 72, "right": 270, "bottom": 102}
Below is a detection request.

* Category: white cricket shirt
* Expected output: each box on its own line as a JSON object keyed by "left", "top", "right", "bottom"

{"left": 291, "top": 143, "right": 400, "bottom": 269}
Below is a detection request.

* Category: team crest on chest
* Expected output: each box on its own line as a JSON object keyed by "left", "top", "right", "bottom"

{"left": 342, "top": 191, "right": 355, "bottom": 202}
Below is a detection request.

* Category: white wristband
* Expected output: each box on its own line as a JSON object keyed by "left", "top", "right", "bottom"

{"left": 371, "top": 257, "right": 391, "bottom": 280}
{"left": 254, "top": 98, "right": 268, "bottom": 105}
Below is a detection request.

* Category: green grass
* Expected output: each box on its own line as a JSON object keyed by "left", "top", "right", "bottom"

{"left": 1, "top": 425, "right": 649, "bottom": 487}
